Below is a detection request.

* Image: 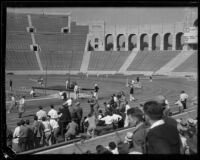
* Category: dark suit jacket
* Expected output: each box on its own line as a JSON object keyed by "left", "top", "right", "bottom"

{"left": 60, "top": 106, "right": 71, "bottom": 122}
{"left": 146, "top": 122, "right": 181, "bottom": 154}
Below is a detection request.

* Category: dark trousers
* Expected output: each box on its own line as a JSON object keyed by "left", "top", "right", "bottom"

{"left": 34, "top": 137, "right": 41, "bottom": 149}
{"left": 18, "top": 112, "right": 23, "bottom": 118}
{"left": 181, "top": 100, "right": 187, "bottom": 109}
{"left": 52, "top": 127, "right": 60, "bottom": 144}
{"left": 19, "top": 137, "right": 28, "bottom": 152}
{"left": 59, "top": 121, "right": 69, "bottom": 138}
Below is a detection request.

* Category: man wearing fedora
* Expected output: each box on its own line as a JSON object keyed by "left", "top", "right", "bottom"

{"left": 143, "top": 100, "right": 181, "bottom": 154}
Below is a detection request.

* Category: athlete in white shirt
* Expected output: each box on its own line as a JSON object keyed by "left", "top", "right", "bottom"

{"left": 36, "top": 106, "right": 47, "bottom": 120}
{"left": 48, "top": 105, "right": 58, "bottom": 119}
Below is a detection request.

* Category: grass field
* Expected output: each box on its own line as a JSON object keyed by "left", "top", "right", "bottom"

{"left": 5, "top": 74, "right": 197, "bottom": 132}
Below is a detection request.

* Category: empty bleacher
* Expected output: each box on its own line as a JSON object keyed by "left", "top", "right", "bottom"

{"left": 31, "top": 14, "right": 69, "bottom": 33}
{"left": 35, "top": 33, "right": 87, "bottom": 70}
{"left": 173, "top": 51, "right": 197, "bottom": 72}
{"left": 6, "top": 50, "right": 40, "bottom": 70}
{"left": 70, "top": 21, "right": 89, "bottom": 35}
{"left": 127, "top": 50, "right": 181, "bottom": 71}
{"left": 7, "top": 13, "right": 29, "bottom": 32}
{"left": 6, "top": 32, "right": 32, "bottom": 51}
{"left": 88, "top": 51, "right": 130, "bottom": 71}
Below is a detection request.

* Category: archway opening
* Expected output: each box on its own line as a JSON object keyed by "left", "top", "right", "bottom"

{"left": 117, "top": 34, "right": 125, "bottom": 51}
{"left": 140, "top": 34, "right": 149, "bottom": 51}
{"left": 152, "top": 33, "right": 160, "bottom": 50}
{"left": 105, "top": 34, "right": 114, "bottom": 51}
{"left": 128, "top": 34, "right": 137, "bottom": 51}
{"left": 164, "top": 33, "right": 172, "bottom": 50}
{"left": 176, "top": 32, "right": 184, "bottom": 50}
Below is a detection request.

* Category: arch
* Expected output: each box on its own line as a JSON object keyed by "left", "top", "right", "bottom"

{"left": 128, "top": 34, "right": 137, "bottom": 51}
{"left": 176, "top": 32, "right": 184, "bottom": 50}
{"left": 152, "top": 33, "right": 160, "bottom": 50}
{"left": 163, "top": 33, "right": 172, "bottom": 50}
{"left": 117, "top": 34, "right": 126, "bottom": 51}
{"left": 105, "top": 34, "right": 114, "bottom": 51}
{"left": 140, "top": 34, "right": 149, "bottom": 51}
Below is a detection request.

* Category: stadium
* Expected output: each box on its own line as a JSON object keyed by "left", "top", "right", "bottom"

{"left": 5, "top": 7, "right": 197, "bottom": 155}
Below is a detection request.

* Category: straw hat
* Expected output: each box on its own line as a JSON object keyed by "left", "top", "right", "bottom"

{"left": 125, "top": 132, "right": 133, "bottom": 142}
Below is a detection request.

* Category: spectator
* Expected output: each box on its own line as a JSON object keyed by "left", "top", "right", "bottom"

{"left": 18, "top": 96, "right": 25, "bottom": 118}
{"left": 106, "top": 141, "right": 118, "bottom": 154}
{"left": 6, "top": 125, "right": 13, "bottom": 148}
{"left": 111, "top": 111, "right": 122, "bottom": 129}
{"left": 9, "top": 79, "right": 13, "bottom": 91}
{"left": 30, "top": 88, "right": 36, "bottom": 98}
{"left": 41, "top": 117, "right": 52, "bottom": 146}
{"left": 12, "top": 121, "right": 21, "bottom": 153}
{"left": 36, "top": 106, "right": 47, "bottom": 121}
{"left": 97, "top": 110, "right": 104, "bottom": 120}
{"left": 179, "top": 91, "right": 189, "bottom": 110}
{"left": 175, "top": 100, "right": 184, "bottom": 113}
{"left": 124, "top": 132, "right": 134, "bottom": 152}
{"left": 177, "top": 119, "right": 189, "bottom": 154}
{"left": 154, "top": 95, "right": 170, "bottom": 117}
{"left": 63, "top": 98, "right": 73, "bottom": 107}
{"left": 96, "top": 145, "right": 112, "bottom": 154}
{"left": 32, "top": 115, "right": 45, "bottom": 148}
{"left": 117, "top": 141, "right": 129, "bottom": 154}
{"left": 154, "top": 95, "right": 178, "bottom": 129}
{"left": 25, "top": 119, "right": 34, "bottom": 150}
{"left": 74, "top": 102, "right": 83, "bottom": 133}
{"left": 124, "top": 101, "right": 131, "bottom": 127}
{"left": 65, "top": 118, "right": 78, "bottom": 141}
{"left": 85, "top": 113, "right": 96, "bottom": 138}
{"left": 94, "top": 84, "right": 99, "bottom": 100}
{"left": 129, "top": 84, "right": 135, "bottom": 101}
{"left": 48, "top": 105, "right": 58, "bottom": 119}
{"left": 19, "top": 119, "right": 29, "bottom": 152}
{"left": 49, "top": 115, "right": 60, "bottom": 144}
{"left": 74, "top": 84, "right": 79, "bottom": 100}
{"left": 58, "top": 105, "right": 71, "bottom": 139}
{"left": 143, "top": 100, "right": 181, "bottom": 154}
{"left": 126, "top": 107, "right": 148, "bottom": 153}
{"left": 8, "top": 94, "right": 16, "bottom": 113}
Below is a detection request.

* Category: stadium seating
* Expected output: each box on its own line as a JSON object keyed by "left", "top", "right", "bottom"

{"left": 31, "top": 14, "right": 69, "bottom": 33}
{"left": 6, "top": 33, "right": 32, "bottom": 51}
{"left": 7, "top": 13, "right": 29, "bottom": 32}
{"left": 88, "top": 51, "right": 130, "bottom": 71}
{"left": 70, "top": 22, "right": 89, "bottom": 35}
{"left": 173, "top": 51, "right": 197, "bottom": 72}
{"left": 127, "top": 51, "right": 181, "bottom": 71}
{"left": 35, "top": 33, "right": 87, "bottom": 70}
{"left": 6, "top": 50, "right": 40, "bottom": 70}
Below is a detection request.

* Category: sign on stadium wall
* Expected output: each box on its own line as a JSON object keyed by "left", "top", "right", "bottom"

{"left": 183, "top": 27, "right": 198, "bottom": 44}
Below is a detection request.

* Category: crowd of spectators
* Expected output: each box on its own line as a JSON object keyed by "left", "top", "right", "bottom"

{"left": 6, "top": 90, "right": 197, "bottom": 154}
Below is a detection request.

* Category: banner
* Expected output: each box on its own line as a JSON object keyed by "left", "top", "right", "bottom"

{"left": 183, "top": 27, "right": 198, "bottom": 44}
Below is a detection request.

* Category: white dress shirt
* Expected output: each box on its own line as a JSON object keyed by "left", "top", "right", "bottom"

{"left": 13, "top": 126, "right": 20, "bottom": 143}
{"left": 48, "top": 109, "right": 58, "bottom": 119}
{"left": 49, "top": 119, "right": 59, "bottom": 129}
{"left": 150, "top": 119, "right": 165, "bottom": 129}
{"left": 100, "top": 115, "right": 113, "bottom": 125}
{"left": 36, "top": 110, "right": 47, "bottom": 120}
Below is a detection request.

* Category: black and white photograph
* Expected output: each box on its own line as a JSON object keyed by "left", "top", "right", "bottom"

{"left": 3, "top": 5, "right": 198, "bottom": 156}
